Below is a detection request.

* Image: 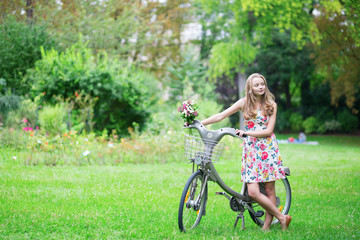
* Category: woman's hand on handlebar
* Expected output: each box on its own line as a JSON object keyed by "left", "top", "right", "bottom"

{"left": 235, "top": 129, "right": 247, "bottom": 137}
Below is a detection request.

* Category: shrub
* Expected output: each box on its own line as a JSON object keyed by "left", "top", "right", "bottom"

{"left": 38, "top": 104, "right": 66, "bottom": 135}
{"left": 337, "top": 110, "right": 359, "bottom": 133}
{"left": 276, "top": 110, "right": 292, "bottom": 132}
{"left": 26, "top": 40, "right": 158, "bottom": 136}
{"left": 318, "top": 120, "right": 342, "bottom": 134}
{"left": 289, "top": 112, "right": 303, "bottom": 132}
{"left": 4, "top": 99, "right": 38, "bottom": 129}
{"left": 0, "top": 94, "right": 22, "bottom": 122}
{"left": 303, "top": 116, "right": 320, "bottom": 134}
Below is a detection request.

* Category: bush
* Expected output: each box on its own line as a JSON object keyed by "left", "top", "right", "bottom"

{"left": 337, "top": 110, "right": 359, "bottom": 133}
{"left": 4, "top": 99, "right": 38, "bottom": 129}
{"left": 38, "top": 104, "right": 66, "bottom": 135}
{"left": 0, "top": 94, "right": 22, "bottom": 122}
{"left": 276, "top": 110, "right": 292, "bottom": 132}
{"left": 318, "top": 120, "right": 342, "bottom": 134}
{"left": 26, "top": 40, "right": 158, "bottom": 136}
{"left": 289, "top": 113, "right": 303, "bottom": 132}
{"left": 303, "top": 116, "right": 320, "bottom": 134}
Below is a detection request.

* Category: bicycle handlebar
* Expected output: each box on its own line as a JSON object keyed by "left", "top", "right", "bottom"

{"left": 184, "top": 120, "right": 246, "bottom": 142}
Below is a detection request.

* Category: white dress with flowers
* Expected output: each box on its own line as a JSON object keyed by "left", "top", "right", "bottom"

{"left": 241, "top": 109, "right": 286, "bottom": 183}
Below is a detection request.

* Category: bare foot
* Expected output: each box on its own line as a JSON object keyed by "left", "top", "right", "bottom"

{"left": 281, "top": 215, "right": 292, "bottom": 230}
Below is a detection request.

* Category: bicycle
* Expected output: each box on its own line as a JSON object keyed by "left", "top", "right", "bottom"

{"left": 178, "top": 120, "right": 291, "bottom": 232}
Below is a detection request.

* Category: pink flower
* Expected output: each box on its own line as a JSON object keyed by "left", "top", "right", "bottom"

{"left": 261, "top": 152, "right": 268, "bottom": 160}
{"left": 247, "top": 121, "right": 255, "bottom": 129}
{"left": 36, "top": 126, "right": 39, "bottom": 130}
{"left": 22, "top": 118, "right": 28, "bottom": 123}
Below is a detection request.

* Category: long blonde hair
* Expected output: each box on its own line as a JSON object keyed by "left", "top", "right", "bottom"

{"left": 243, "top": 73, "right": 275, "bottom": 119}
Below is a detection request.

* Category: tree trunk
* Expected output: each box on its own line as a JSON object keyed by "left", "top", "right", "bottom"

{"left": 26, "top": 0, "right": 34, "bottom": 23}
{"left": 238, "top": 71, "right": 246, "bottom": 130}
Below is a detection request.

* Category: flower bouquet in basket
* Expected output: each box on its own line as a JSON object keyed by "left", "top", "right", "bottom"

{"left": 177, "top": 100, "right": 199, "bottom": 125}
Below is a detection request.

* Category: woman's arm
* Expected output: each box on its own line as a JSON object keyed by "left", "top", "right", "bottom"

{"left": 201, "top": 99, "right": 245, "bottom": 126}
{"left": 235, "top": 103, "right": 277, "bottom": 138}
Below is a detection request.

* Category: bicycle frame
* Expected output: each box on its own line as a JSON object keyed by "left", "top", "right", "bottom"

{"left": 185, "top": 120, "right": 251, "bottom": 202}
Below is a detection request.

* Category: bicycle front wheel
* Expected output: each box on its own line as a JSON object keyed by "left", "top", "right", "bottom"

{"left": 178, "top": 170, "right": 208, "bottom": 232}
{"left": 249, "top": 178, "right": 292, "bottom": 227}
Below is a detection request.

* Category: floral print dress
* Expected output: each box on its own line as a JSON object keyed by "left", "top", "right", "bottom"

{"left": 241, "top": 109, "right": 286, "bottom": 183}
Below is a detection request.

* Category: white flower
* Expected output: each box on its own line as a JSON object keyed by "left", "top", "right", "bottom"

{"left": 37, "top": 139, "right": 42, "bottom": 144}
{"left": 82, "top": 150, "right": 90, "bottom": 156}
{"left": 84, "top": 138, "right": 89, "bottom": 142}
{"left": 108, "top": 143, "right": 114, "bottom": 148}
{"left": 12, "top": 156, "right": 17, "bottom": 160}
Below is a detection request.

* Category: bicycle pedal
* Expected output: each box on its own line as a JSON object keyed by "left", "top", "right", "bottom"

{"left": 254, "top": 210, "right": 265, "bottom": 217}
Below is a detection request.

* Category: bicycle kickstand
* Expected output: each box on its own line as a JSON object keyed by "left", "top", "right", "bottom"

{"left": 234, "top": 212, "right": 245, "bottom": 229}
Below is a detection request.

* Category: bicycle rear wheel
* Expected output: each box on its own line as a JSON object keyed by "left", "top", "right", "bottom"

{"left": 248, "top": 178, "right": 291, "bottom": 227}
{"left": 178, "top": 170, "right": 208, "bottom": 232}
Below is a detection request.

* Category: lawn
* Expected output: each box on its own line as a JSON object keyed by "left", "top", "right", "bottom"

{"left": 0, "top": 134, "right": 359, "bottom": 239}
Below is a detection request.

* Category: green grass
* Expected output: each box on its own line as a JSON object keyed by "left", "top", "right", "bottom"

{"left": 0, "top": 135, "right": 359, "bottom": 239}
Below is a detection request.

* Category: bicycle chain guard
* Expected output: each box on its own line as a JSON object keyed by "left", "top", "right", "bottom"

{"left": 230, "top": 197, "right": 245, "bottom": 212}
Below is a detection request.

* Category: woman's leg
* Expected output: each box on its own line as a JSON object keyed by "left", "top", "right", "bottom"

{"left": 262, "top": 181, "right": 276, "bottom": 230}
{"left": 247, "top": 182, "right": 291, "bottom": 230}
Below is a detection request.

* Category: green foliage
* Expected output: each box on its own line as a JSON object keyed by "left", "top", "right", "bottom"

{"left": 0, "top": 16, "right": 57, "bottom": 95}
{"left": 337, "top": 110, "right": 359, "bottom": 133}
{"left": 26, "top": 0, "right": 191, "bottom": 77}
{"left": 4, "top": 99, "right": 38, "bottom": 129}
{"left": 26, "top": 40, "right": 158, "bottom": 136}
{"left": 197, "top": 99, "right": 230, "bottom": 129}
{"left": 145, "top": 103, "right": 183, "bottom": 135}
{"left": 303, "top": 116, "right": 319, "bottom": 134}
{"left": 247, "top": 31, "right": 314, "bottom": 109}
{"left": 209, "top": 40, "right": 256, "bottom": 79}
{"left": 289, "top": 112, "right": 303, "bottom": 132}
{"left": 166, "top": 47, "right": 218, "bottom": 103}
{"left": 276, "top": 110, "right": 291, "bottom": 132}
{"left": 318, "top": 120, "right": 342, "bottom": 134}
{"left": 38, "top": 104, "right": 66, "bottom": 135}
{"left": 0, "top": 95, "right": 21, "bottom": 117}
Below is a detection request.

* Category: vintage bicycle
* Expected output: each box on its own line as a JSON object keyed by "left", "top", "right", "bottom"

{"left": 178, "top": 120, "right": 291, "bottom": 232}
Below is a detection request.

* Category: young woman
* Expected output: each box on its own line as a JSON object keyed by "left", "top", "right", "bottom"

{"left": 201, "top": 73, "right": 292, "bottom": 231}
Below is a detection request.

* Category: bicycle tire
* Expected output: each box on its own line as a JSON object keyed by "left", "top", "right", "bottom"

{"left": 248, "top": 178, "right": 292, "bottom": 227}
{"left": 178, "top": 170, "right": 208, "bottom": 232}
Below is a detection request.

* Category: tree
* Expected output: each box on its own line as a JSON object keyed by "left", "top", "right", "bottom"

{"left": 0, "top": 16, "right": 57, "bottom": 95}
{"left": 16, "top": 0, "right": 192, "bottom": 77}
{"left": 247, "top": 31, "right": 315, "bottom": 109}
{"left": 313, "top": 1, "right": 360, "bottom": 113}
